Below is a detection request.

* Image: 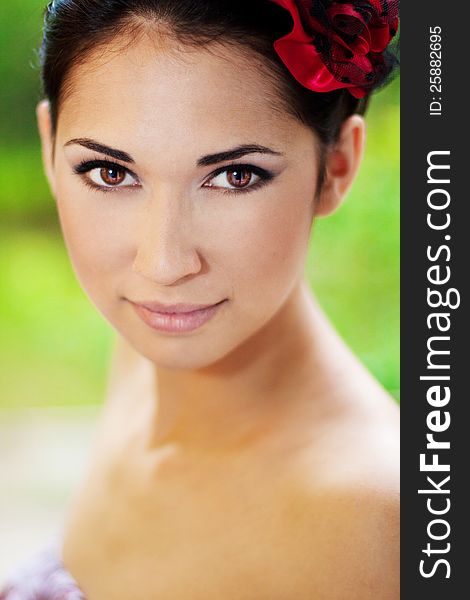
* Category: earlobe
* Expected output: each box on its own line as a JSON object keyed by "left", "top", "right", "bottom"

{"left": 36, "top": 99, "right": 57, "bottom": 197}
{"left": 314, "top": 114, "right": 366, "bottom": 218}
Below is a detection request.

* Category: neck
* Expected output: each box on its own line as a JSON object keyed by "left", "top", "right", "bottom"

{"left": 107, "top": 278, "right": 351, "bottom": 453}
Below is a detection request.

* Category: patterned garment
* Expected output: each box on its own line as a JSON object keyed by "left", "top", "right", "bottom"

{"left": 0, "top": 544, "right": 85, "bottom": 600}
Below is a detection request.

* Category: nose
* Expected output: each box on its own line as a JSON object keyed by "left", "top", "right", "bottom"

{"left": 132, "top": 191, "right": 202, "bottom": 285}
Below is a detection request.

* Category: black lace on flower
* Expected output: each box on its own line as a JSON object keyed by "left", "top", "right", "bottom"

{"left": 300, "top": 0, "right": 400, "bottom": 92}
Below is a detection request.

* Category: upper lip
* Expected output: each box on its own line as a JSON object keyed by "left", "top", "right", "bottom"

{"left": 129, "top": 299, "right": 224, "bottom": 314}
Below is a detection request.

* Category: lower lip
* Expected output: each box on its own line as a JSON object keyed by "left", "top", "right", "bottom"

{"left": 130, "top": 300, "right": 227, "bottom": 334}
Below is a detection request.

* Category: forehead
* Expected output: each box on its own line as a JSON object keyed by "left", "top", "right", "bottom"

{"left": 57, "top": 33, "right": 312, "bottom": 153}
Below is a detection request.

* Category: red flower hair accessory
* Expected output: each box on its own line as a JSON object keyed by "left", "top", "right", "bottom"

{"left": 270, "top": 0, "right": 399, "bottom": 98}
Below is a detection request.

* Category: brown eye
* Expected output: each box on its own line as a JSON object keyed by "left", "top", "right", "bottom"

{"left": 100, "top": 166, "right": 126, "bottom": 186}
{"left": 226, "top": 168, "right": 253, "bottom": 188}
{"left": 75, "top": 160, "right": 139, "bottom": 191}
{"left": 203, "top": 164, "right": 269, "bottom": 193}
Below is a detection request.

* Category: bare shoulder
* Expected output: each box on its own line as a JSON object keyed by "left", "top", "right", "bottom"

{"left": 285, "top": 480, "right": 400, "bottom": 600}
{"left": 268, "top": 389, "right": 400, "bottom": 599}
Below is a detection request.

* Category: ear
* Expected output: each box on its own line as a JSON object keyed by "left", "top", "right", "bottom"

{"left": 314, "top": 114, "right": 366, "bottom": 218}
{"left": 36, "top": 99, "right": 57, "bottom": 197}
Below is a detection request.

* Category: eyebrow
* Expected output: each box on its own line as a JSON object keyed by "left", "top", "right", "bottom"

{"left": 197, "top": 144, "right": 283, "bottom": 167}
{"left": 64, "top": 139, "right": 282, "bottom": 167}
{"left": 64, "top": 138, "right": 135, "bottom": 164}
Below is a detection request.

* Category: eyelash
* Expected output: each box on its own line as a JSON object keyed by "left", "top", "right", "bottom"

{"left": 205, "top": 163, "right": 274, "bottom": 195}
{"left": 72, "top": 159, "right": 274, "bottom": 195}
{"left": 73, "top": 159, "right": 139, "bottom": 194}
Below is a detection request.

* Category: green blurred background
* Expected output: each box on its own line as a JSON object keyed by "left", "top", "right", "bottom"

{"left": 0, "top": 0, "right": 399, "bottom": 412}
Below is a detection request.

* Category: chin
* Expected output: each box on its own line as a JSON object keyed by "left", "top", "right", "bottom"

{"left": 134, "top": 339, "right": 232, "bottom": 371}
{"left": 106, "top": 299, "right": 246, "bottom": 370}
{"left": 113, "top": 317, "right": 234, "bottom": 370}
{"left": 106, "top": 299, "right": 266, "bottom": 371}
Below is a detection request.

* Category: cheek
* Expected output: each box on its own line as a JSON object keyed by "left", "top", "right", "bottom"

{"left": 54, "top": 183, "right": 133, "bottom": 306}
{"left": 210, "top": 186, "right": 314, "bottom": 316}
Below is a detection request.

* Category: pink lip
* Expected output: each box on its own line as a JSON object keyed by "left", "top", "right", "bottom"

{"left": 129, "top": 299, "right": 227, "bottom": 333}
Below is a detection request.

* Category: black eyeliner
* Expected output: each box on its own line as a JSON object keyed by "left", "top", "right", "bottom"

{"left": 72, "top": 159, "right": 275, "bottom": 195}
{"left": 72, "top": 158, "right": 139, "bottom": 193}
{"left": 205, "top": 163, "right": 275, "bottom": 195}
{"left": 73, "top": 158, "right": 137, "bottom": 177}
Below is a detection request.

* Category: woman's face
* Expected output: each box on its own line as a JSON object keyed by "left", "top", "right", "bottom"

{"left": 38, "top": 34, "right": 326, "bottom": 369}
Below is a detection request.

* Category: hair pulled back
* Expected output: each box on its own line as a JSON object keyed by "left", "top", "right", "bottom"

{"left": 39, "top": 0, "right": 375, "bottom": 149}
